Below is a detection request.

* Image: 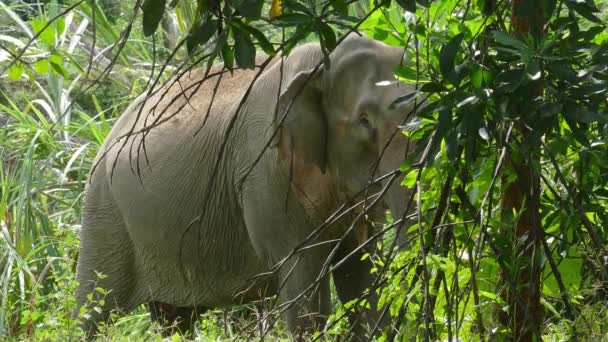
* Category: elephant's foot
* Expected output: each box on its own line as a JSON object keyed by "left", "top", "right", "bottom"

{"left": 148, "top": 301, "right": 207, "bottom": 337}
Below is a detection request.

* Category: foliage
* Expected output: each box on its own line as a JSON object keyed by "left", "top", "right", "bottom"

{"left": 0, "top": 0, "right": 607, "bottom": 340}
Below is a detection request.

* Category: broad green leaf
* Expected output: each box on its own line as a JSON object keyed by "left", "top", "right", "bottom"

{"left": 34, "top": 59, "right": 51, "bottom": 74}
{"left": 239, "top": 24, "right": 275, "bottom": 55}
{"left": 396, "top": 0, "right": 416, "bottom": 13}
{"left": 479, "top": 291, "right": 506, "bottom": 305}
{"left": 319, "top": 23, "right": 336, "bottom": 53}
{"left": 390, "top": 90, "right": 422, "bottom": 110}
{"left": 221, "top": 42, "right": 234, "bottom": 71}
{"left": 331, "top": 0, "right": 348, "bottom": 16}
{"left": 440, "top": 33, "right": 464, "bottom": 86}
{"left": 394, "top": 66, "right": 418, "bottom": 82}
{"left": 283, "top": 25, "right": 312, "bottom": 55}
{"left": 471, "top": 65, "right": 483, "bottom": 89}
{"left": 525, "top": 62, "right": 541, "bottom": 81}
{"left": 401, "top": 169, "right": 419, "bottom": 188}
{"left": 31, "top": 18, "right": 55, "bottom": 46}
{"left": 564, "top": 0, "right": 603, "bottom": 24}
{"left": 234, "top": 0, "right": 263, "bottom": 19}
{"left": 51, "top": 61, "right": 69, "bottom": 79}
{"left": 233, "top": 28, "right": 256, "bottom": 69}
{"left": 187, "top": 19, "right": 218, "bottom": 55}
{"left": 492, "top": 31, "right": 530, "bottom": 58}
{"left": 56, "top": 17, "right": 65, "bottom": 37}
{"left": 142, "top": 0, "right": 167, "bottom": 37}
{"left": 540, "top": 297, "right": 561, "bottom": 318}
{"left": 420, "top": 82, "right": 446, "bottom": 92}
{"left": 416, "top": 0, "right": 431, "bottom": 7}
{"left": 478, "top": 127, "right": 489, "bottom": 140}
{"left": 564, "top": 106, "right": 606, "bottom": 124}
{"left": 445, "top": 130, "right": 457, "bottom": 161}
{"left": 543, "top": 246, "right": 583, "bottom": 298}
{"left": 495, "top": 68, "right": 525, "bottom": 93}
{"left": 282, "top": 1, "right": 312, "bottom": 14}
{"left": 7, "top": 63, "right": 24, "bottom": 80}
{"left": 275, "top": 13, "right": 312, "bottom": 26}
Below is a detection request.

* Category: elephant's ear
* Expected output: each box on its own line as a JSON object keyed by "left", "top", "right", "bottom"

{"left": 277, "top": 69, "right": 327, "bottom": 173}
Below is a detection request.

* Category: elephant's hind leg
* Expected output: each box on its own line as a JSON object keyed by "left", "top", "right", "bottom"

{"left": 148, "top": 301, "right": 207, "bottom": 336}
{"left": 75, "top": 180, "right": 137, "bottom": 338}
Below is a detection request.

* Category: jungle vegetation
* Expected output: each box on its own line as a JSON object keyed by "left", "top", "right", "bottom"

{"left": 0, "top": 0, "right": 607, "bottom": 340}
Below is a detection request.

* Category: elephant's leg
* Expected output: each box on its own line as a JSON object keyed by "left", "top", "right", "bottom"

{"left": 75, "top": 224, "right": 136, "bottom": 338}
{"left": 332, "top": 225, "right": 385, "bottom": 340}
{"left": 278, "top": 252, "right": 331, "bottom": 339}
{"left": 74, "top": 182, "right": 137, "bottom": 338}
{"left": 242, "top": 174, "right": 332, "bottom": 338}
{"left": 148, "top": 301, "right": 207, "bottom": 336}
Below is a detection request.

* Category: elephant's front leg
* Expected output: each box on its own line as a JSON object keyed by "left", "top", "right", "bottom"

{"left": 278, "top": 248, "right": 331, "bottom": 338}
{"left": 332, "top": 222, "right": 386, "bottom": 340}
{"left": 242, "top": 175, "right": 332, "bottom": 338}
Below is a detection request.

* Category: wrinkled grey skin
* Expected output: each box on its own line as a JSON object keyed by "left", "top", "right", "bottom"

{"left": 75, "top": 34, "right": 415, "bottom": 339}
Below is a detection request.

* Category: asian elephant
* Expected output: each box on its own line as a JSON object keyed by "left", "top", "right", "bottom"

{"left": 75, "top": 34, "right": 416, "bottom": 339}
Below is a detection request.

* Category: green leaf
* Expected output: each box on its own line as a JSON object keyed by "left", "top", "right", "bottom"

{"left": 440, "top": 33, "right": 464, "bottom": 86}
{"left": 492, "top": 31, "right": 530, "bottom": 54}
{"left": 31, "top": 18, "right": 55, "bottom": 46}
{"left": 319, "top": 23, "right": 337, "bottom": 53}
{"left": 142, "top": 0, "right": 167, "bottom": 37}
{"left": 543, "top": 246, "right": 583, "bottom": 298}
{"left": 445, "top": 130, "right": 457, "bottom": 161}
{"left": 187, "top": 19, "right": 218, "bottom": 55}
{"left": 51, "top": 61, "right": 69, "bottom": 79}
{"left": 56, "top": 17, "right": 66, "bottom": 37}
{"left": 331, "top": 0, "right": 348, "bottom": 16}
{"left": 234, "top": 0, "right": 263, "bottom": 19}
{"left": 282, "top": 1, "right": 312, "bottom": 14}
{"left": 525, "top": 62, "right": 541, "bottom": 81}
{"left": 540, "top": 297, "right": 561, "bottom": 318}
{"left": 221, "top": 42, "right": 234, "bottom": 72}
{"left": 401, "top": 169, "right": 419, "bottom": 188}
{"left": 390, "top": 90, "right": 422, "bottom": 110}
{"left": 276, "top": 13, "right": 312, "bottom": 26}
{"left": 420, "top": 82, "right": 446, "bottom": 92}
{"left": 239, "top": 24, "right": 275, "bottom": 55}
{"left": 478, "top": 127, "right": 489, "bottom": 140}
{"left": 396, "top": 0, "right": 416, "bottom": 13}
{"left": 7, "top": 63, "right": 25, "bottom": 80}
{"left": 233, "top": 28, "right": 256, "bottom": 69}
{"left": 495, "top": 69, "right": 525, "bottom": 93}
{"left": 457, "top": 95, "right": 479, "bottom": 107}
{"left": 565, "top": 106, "right": 606, "bottom": 124}
{"left": 394, "top": 65, "right": 418, "bottom": 82}
{"left": 34, "top": 59, "right": 51, "bottom": 74}
{"left": 283, "top": 25, "right": 312, "bottom": 55}
{"left": 479, "top": 291, "right": 506, "bottom": 305}
{"left": 564, "top": 0, "right": 603, "bottom": 24}
{"left": 471, "top": 65, "right": 483, "bottom": 89}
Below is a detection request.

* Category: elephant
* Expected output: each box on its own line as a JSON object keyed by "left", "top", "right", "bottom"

{"left": 74, "top": 34, "right": 416, "bottom": 339}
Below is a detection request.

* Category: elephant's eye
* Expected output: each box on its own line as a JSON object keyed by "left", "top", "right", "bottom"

{"left": 357, "top": 114, "right": 377, "bottom": 142}
{"left": 359, "top": 115, "right": 371, "bottom": 128}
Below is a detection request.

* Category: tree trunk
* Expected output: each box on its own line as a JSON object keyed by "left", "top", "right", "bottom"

{"left": 498, "top": 0, "right": 544, "bottom": 340}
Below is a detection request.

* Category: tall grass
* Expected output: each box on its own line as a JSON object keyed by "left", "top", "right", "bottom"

{"left": 0, "top": 0, "right": 152, "bottom": 337}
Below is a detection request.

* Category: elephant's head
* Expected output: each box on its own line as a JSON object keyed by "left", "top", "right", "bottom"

{"left": 277, "top": 34, "right": 415, "bottom": 223}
